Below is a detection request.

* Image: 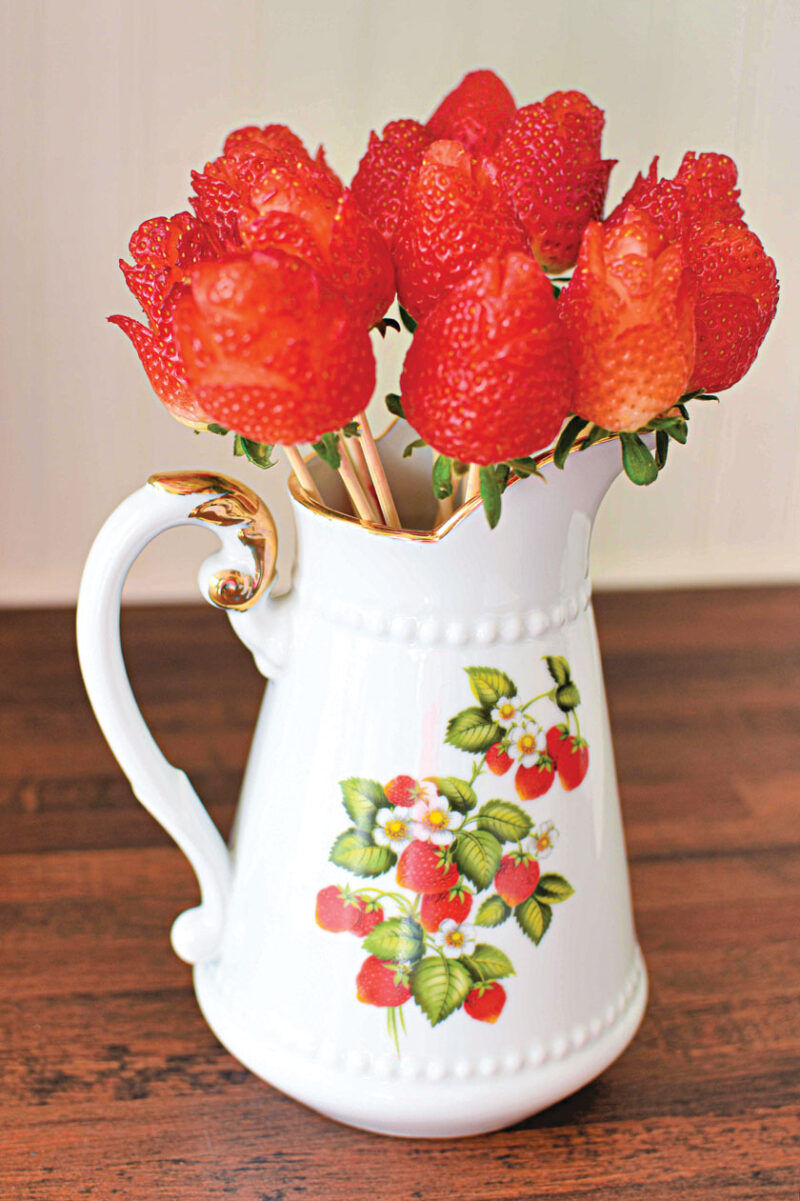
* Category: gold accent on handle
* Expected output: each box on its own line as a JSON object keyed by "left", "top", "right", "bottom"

{"left": 148, "top": 471, "right": 278, "bottom": 610}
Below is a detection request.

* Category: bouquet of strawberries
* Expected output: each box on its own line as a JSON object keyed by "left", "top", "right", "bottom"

{"left": 111, "top": 69, "right": 779, "bottom": 529}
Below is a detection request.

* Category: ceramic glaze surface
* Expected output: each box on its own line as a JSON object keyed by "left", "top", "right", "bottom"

{"left": 77, "top": 432, "right": 646, "bottom": 1138}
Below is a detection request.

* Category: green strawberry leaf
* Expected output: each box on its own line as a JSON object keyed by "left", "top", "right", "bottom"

{"left": 312, "top": 432, "right": 341, "bottom": 470}
{"left": 206, "top": 423, "right": 229, "bottom": 436}
{"left": 476, "top": 799, "right": 532, "bottom": 843}
{"left": 506, "top": 456, "right": 544, "bottom": 479}
{"left": 428, "top": 776, "right": 478, "bottom": 814}
{"left": 363, "top": 917, "right": 424, "bottom": 965}
{"left": 514, "top": 896, "right": 552, "bottom": 945}
{"left": 534, "top": 873, "right": 575, "bottom": 904}
{"left": 544, "top": 655, "right": 571, "bottom": 686}
{"left": 553, "top": 415, "right": 589, "bottom": 469}
{"left": 432, "top": 455, "right": 454, "bottom": 499}
{"left": 474, "top": 894, "right": 511, "bottom": 927}
{"left": 445, "top": 708, "right": 501, "bottom": 753}
{"left": 403, "top": 438, "right": 427, "bottom": 458}
{"left": 655, "top": 429, "right": 669, "bottom": 470}
{"left": 465, "top": 666, "right": 517, "bottom": 707}
{"left": 620, "top": 433, "right": 659, "bottom": 485}
{"left": 555, "top": 682, "right": 581, "bottom": 712}
{"left": 479, "top": 465, "right": 502, "bottom": 528}
{"left": 453, "top": 829, "right": 502, "bottom": 890}
{"left": 329, "top": 829, "right": 396, "bottom": 878}
{"left": 339, "top": 778, "right": 386, "bottom": 830}
{"left": 410, "top": 956, "right": 472, "bottom": 1026}
{"left": 461, "top": 942, "right": 515, "bottom": 983}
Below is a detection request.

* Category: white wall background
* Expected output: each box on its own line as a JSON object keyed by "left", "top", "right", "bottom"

{"left": 1, "top": 0, "right": 798, "bottom": 604}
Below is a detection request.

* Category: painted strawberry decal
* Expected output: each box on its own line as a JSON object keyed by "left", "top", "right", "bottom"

{"left": 316, "top": 660, "right": 582, "bottom": 1045}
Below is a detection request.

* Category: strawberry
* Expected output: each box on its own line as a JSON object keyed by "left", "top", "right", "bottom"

{"left": 315, "top": 885, "right": 361, "bottom": 932}
{"left": 351, "top": 898, "right": 385, "bottom": 938}
{"left": 559, "top": 208, "right": 696, "bottom": 431}
{"left": 486, "top": 742, "right": 514, "bottom": 775}
{"left": 493, "top": 90, "right": 616, "bottom": 273}
{"left": 172, "top": 249, "right": 375, "bottom": 445}
{"left": 495, "top": 853, "right": 540, "bottom": 905}
{"left": 351, "top": 119, "right": 432, "bottom": 244}
{"left": 356, "top": 956, "right": 412, "bottom": 1007}
{"left": 464, "top": 982, "right": 507, "bottom": 1024}
{"left": 557, "top": 736, "right": 589, "bottom": 791}
{"left": 545, "top": 724, "right": 570, "bottom": 763}
{"left": 420, "top": 884, "right": 473, "bottom": 933}
{"left": 384, "top": 775, "right": 421, "bottom": 808}
{"left": 400, "top": 252, "right": 572, "bottom": 465}
{"left": 393, "top": 140, "right": 529, "bottom": 322}
{"left": 396, "top": 841, "right": 459, "bottom": 894}
{"left": 426, "top": 69, "right": 516, "bottom": 157}
{"left": 515, "top": 757, "right": 554, "bottom": 801}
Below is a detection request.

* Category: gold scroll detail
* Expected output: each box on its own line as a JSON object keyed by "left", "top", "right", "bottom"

{"left": 148, "top": 471, "right": 278, "bottom": 611}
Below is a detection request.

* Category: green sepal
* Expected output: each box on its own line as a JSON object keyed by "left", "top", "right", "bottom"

{"left": 553, "top": 415, "right": 589, "bottom": 469}
{"left": 479, "top": 465, "right": 502, "bottom": 529}
{"left": 341, "top": 420, "right": 360, "bottom": 438}
{"left": 620, "top": 433, "right": 659, "bottom": 485}
{"left": 655, "top": 429, "right": 669, "bottom": 470}
{"left": 578, "top": 424, "right": 611, "bottom": 451}
{"left": 403, "top": 438, "right": 426, "bottom": 458}
{"left": 206, "top": 423, "right": 229, "bottom": 436}
{"left": 312, "top": 432, "right": 341, "bottom": 470}
{"left": 385, "top": 393, "right": 405, "bottom": 419}
{"left": 399, "top": 305, "right": 418, "bottom": 334}
{"left": 231, "top": 436, "right": 275, "bottom": 469}
{"left": 507, "top": 456, "right": 544, "bottom": 479}
{"left": 432, "top": 455, "right": 454, "bottom": 499}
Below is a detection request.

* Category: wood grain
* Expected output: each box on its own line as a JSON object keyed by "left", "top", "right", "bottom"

{"left": 0, "top": 589, "right": 798, "bottom": 1199}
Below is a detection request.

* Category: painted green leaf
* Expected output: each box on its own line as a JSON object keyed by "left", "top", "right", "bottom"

{"left": 429, "top": 776, "right": 478, "bottom": 814}
{"left": 363, "top": 917, "right": 424, "bottom": 965}
{"left": 544, "top": 655, "right": 571, "bottom": 686}
{"left": 515, "top": 896, "right": 552, "bottom": 945}
{"left": 555, "top": 683, "right": 581, "bottom": 712}
{"left": 535, "top": 873, "right": 575, "bottom": 904}
{"left": 410, "top": 956, "right": 472, "bottom": 1026}
{"left": 465, "top": 666, "right": 517, "bottom": 707}
{"left": 461, "top": 943, "right": 515, "bottom": 984}
{"left": 453, "top": 829, "right": 502, "bottom": 890}
{"left": 339, "top": 778, "right": 386, "bottom": 830}
{"left": 476, "top": 799, "right": 532, "bottom": 843}
{"left": 445, "top": 708, "right": 501, "bottom": 753}
{"left": 474, "top": 894, "right": 511, "bottom": 928}
{"left": 329, "top": 829, "right": 396, "bottom": 878}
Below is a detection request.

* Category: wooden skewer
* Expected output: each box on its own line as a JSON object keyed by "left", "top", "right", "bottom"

{"left": 338, "top": 435, "right": 382, "bottom": 524}
{"left": 465, "top": 463, "right": 481, "bottom": 503}
{"left": 357, "top": 411, "right": 401, "bottom": 528}
{"left": 283, "top": 445, "right": 323, "bottom": 504}
{"left": 347, "top": 432, "right": 378, "bottom": 504}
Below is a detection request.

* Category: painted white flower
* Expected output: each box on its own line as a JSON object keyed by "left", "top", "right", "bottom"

{"left": 510, "top": 725, "right": 543, "bottom": 768}
{"left": 491, "top": 699, "right": 519, "bottom": 728}
{"left": 529, "top": 821, "right": 559, "bottom": 859}
{"left": 373, "top": 806, "right": 413, "bottom": 849}
{"left": 432, "top": 918, "right": 477, "bottom": 958}
{"left": 409, "top": 784, "right": 456, "bottom": 846}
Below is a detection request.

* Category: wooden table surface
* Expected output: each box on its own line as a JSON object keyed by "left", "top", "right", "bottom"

{"left": 1, "top": 588, "right": 798, "bottom": 1200}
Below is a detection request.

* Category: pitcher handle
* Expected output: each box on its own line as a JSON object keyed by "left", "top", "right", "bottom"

{"left": 76, "top": 471, "right": 278, "bottom": 965}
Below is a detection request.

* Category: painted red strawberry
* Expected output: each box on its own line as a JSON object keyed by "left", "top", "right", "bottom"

{"left": 486, "top": 742, "right": 514, "bottom": 775}
{"left": 315, "top": 885, "right": 361, "bottom": 932}
{"left": 420, "top": 884, "right": 473, "bottom": 933}
{"left": 464, "top": 982, "right": 507, "bottom": 1024}
{"left": 545, "top": 724, "right": 570, "bottom": 764}
{"left": 384, "top": 775, "right": 421, "bottom": 808}
{"left": 557, "top": 736, "right": 590, "bottom": 791}
{"left": 351, "top": 899, "right": 385, "bottom": 938}
{"left": 400, "top": 252, "right": 572, "bottom": 465}
{"left": 515, "top": 757, "right": 555, "bottom": 801}
{"left": 396, "top": 841, "right": 459, "bottom": 894}
{"left": 426, "top": 69, "right": 517, "bottom": 157}
{"left": 393, "top": 140, "right": 529, "bottom": 321}
{"left": 495, "top": 853, "right": 540, "bottom": 905}
{"left": 356, "top": 956, "right": 412, "bottom": 1007}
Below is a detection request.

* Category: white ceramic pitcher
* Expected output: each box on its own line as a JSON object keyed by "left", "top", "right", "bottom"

{"left": 77, "top": 424, "right": 646, "bottom": 1138}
